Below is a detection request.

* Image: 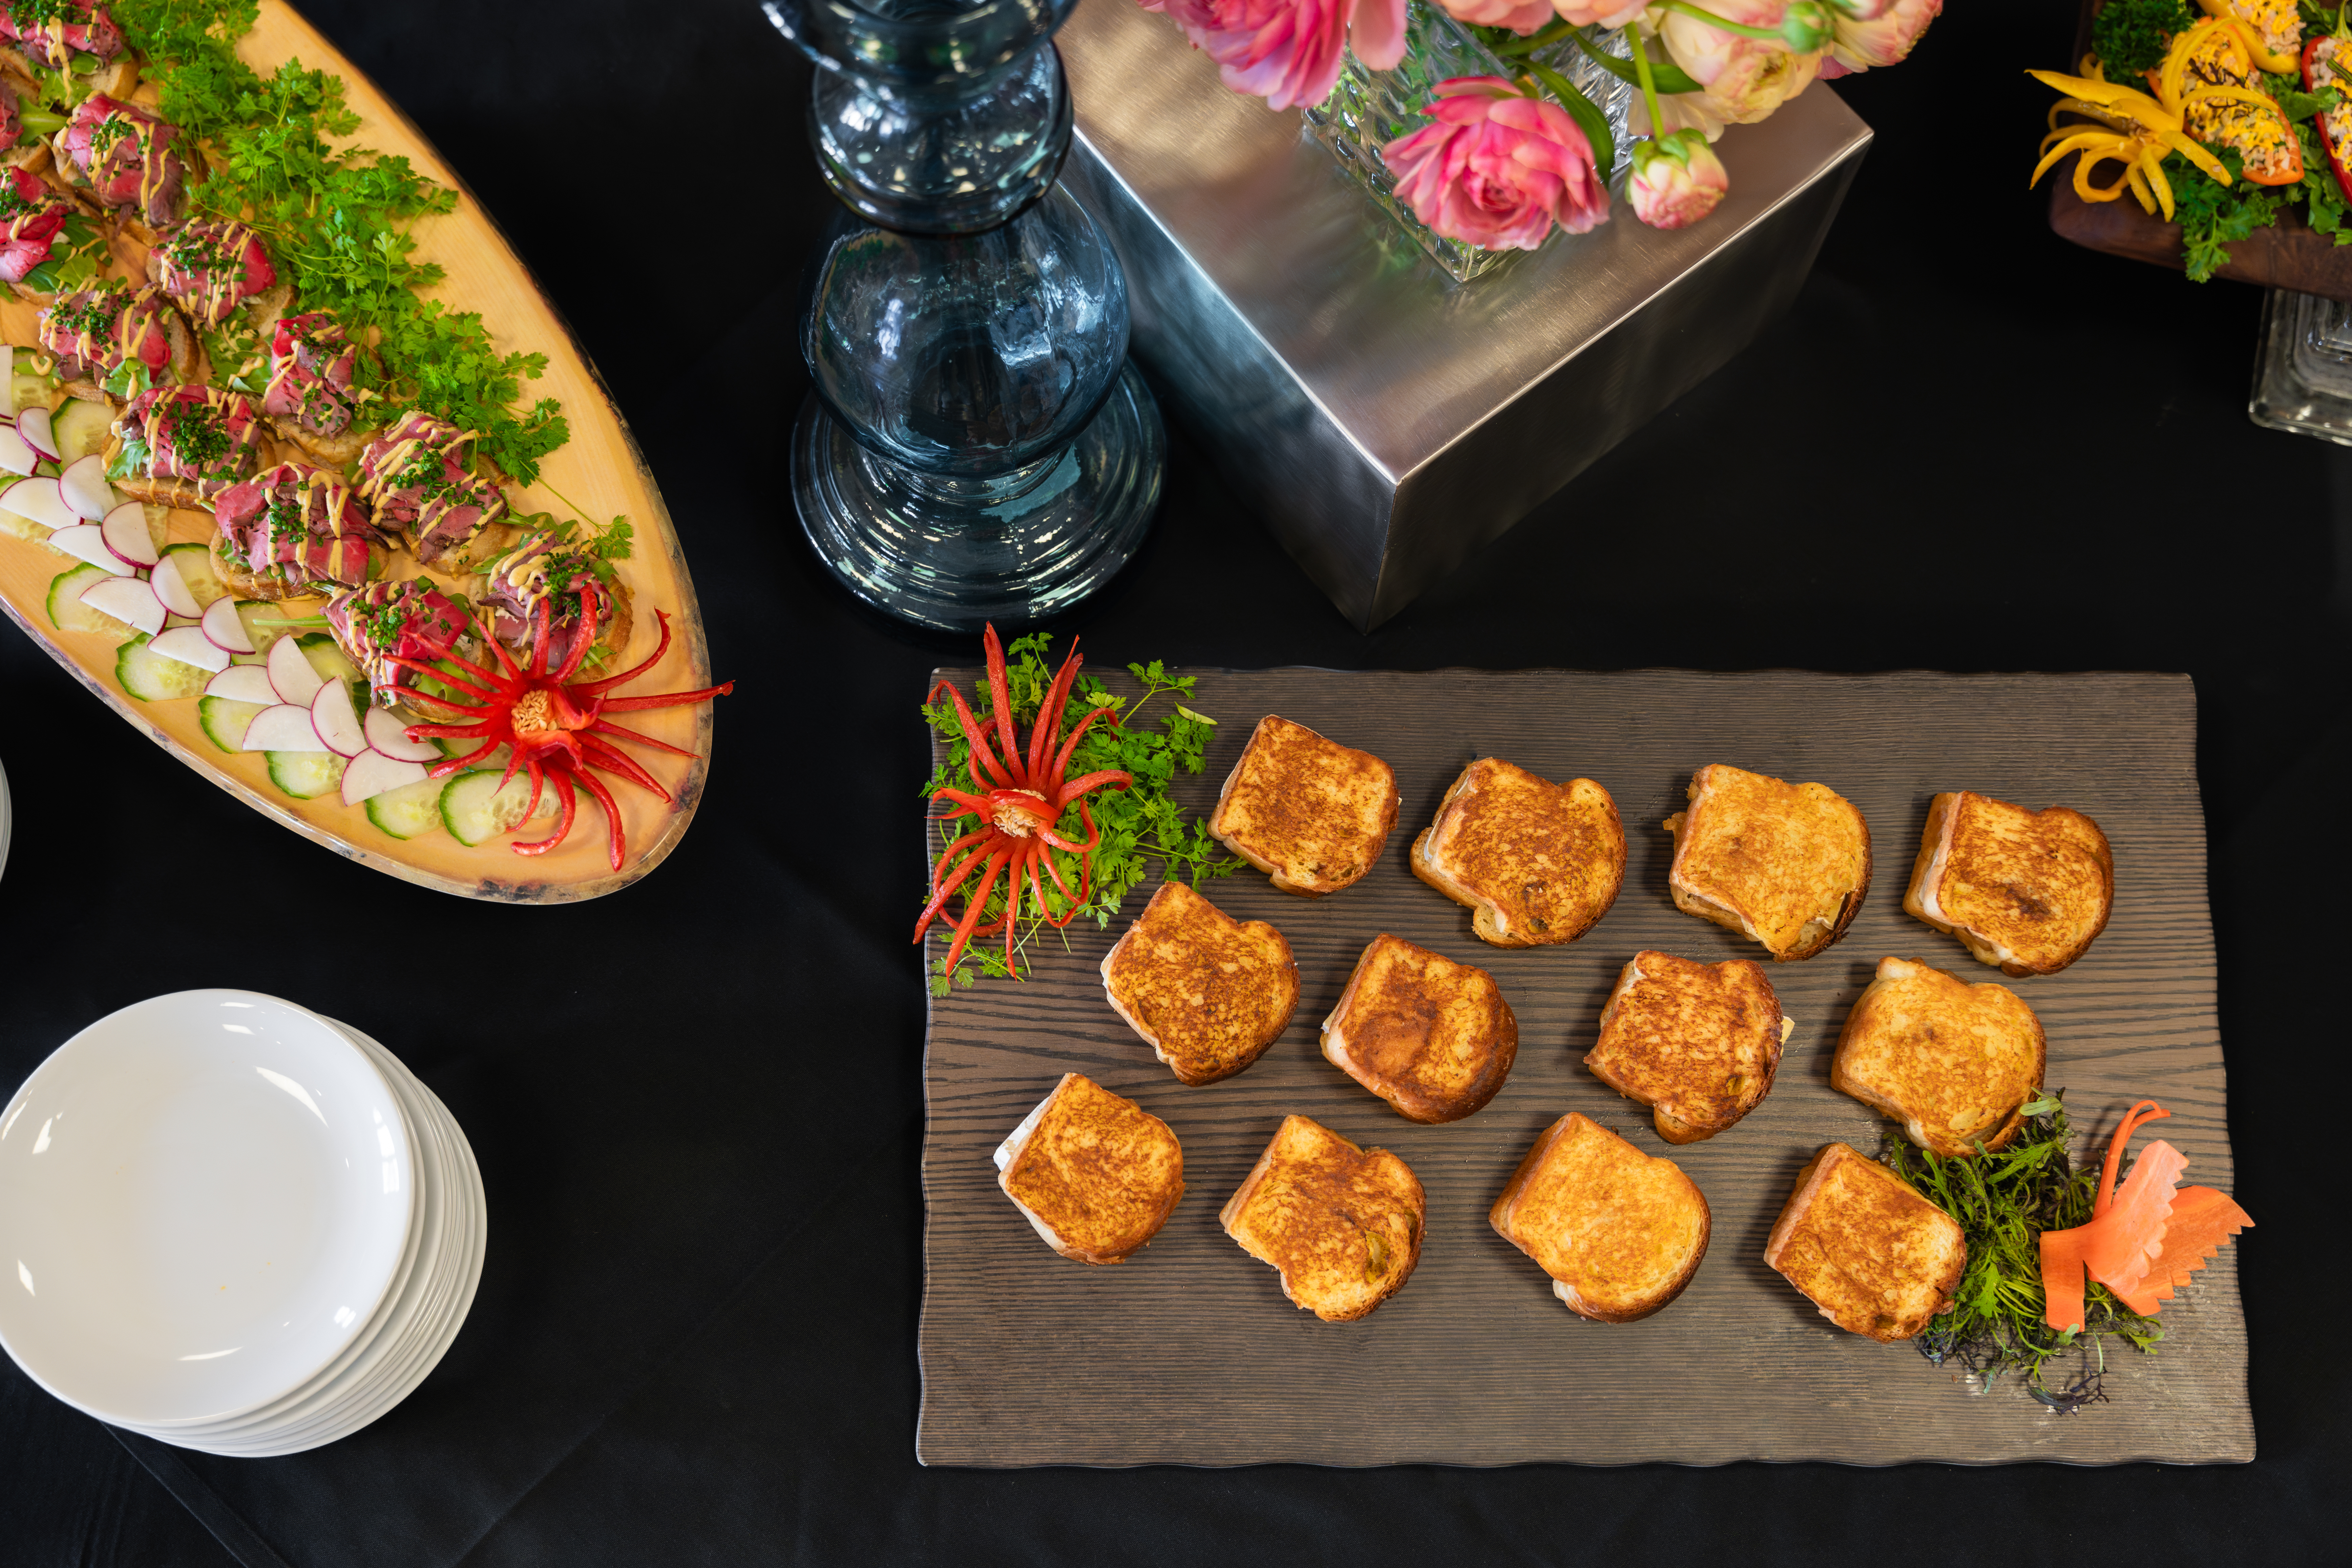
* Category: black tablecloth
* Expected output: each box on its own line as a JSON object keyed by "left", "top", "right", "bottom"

{"left": 2, "top": 0, "right": 2344, "bottom": 1562}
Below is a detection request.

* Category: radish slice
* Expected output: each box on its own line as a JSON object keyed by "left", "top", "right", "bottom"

{"left": 340, "top": 749, "right": 430, "bottom": 806}
{"left": 240, "top": 703, "right": 328, "bottom": 752}
{"left": 362, "top": 705, "right": 444, "bottom": 762}
{"left": 18, "top": 403, "right": 59, "bottom": 461}
{"left": 79, "top": 574, "right": 165, "bottom": 636}
{"left": 200, "top": 595, "right": 254, "bottom": 653}
{"left": 149, "top": 625, "right": 232, "bottom": 672}
{"left": 59, "top": 455, "right": 113, "bottom": 522}
{"left": 100, "top": 501, "right": 159, "bottom": 567}
{"left": 8, "top": 477, "right": 78, "bottom": 532}
{"left": 205, "top": 664, "right": 280, "bottom": 703}
{"left": 310, "top": 676, "right": 367, "bottom": 757}
{"left": 267, "top": 633, "right": 324, "bottom": 706}
{"left": 0, "top": 424, "right": 34, "bottom": 477}
{"left": 44, "top": 522, "right": 133, "bottom": 574}
{"left": 150, "top": 552, "right": 203, "bottom": 616}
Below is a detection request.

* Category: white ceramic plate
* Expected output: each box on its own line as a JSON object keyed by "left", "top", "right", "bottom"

{"left": 0, "top": 992, "right": 414, "bottom": 1427}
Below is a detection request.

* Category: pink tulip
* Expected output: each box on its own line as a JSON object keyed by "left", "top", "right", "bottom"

{"left": 1627, "top": 129, "right": 1729, "bottom": 228}
{"left": 1145, "top": 0, "right": 1407, "bottom": 110}
{"left": 1651, "top": 0, "right": 1822, "bottom": 124}
{"left": 1817, "top": 0, "right": 1939, "bottom": 76}
{"left": 1383, "top": 76, "right": 1609, "bottom": 251}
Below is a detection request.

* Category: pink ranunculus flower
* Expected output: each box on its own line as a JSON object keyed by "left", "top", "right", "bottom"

{"left": 1625, "top": 87, "right": 1727, "bottom": 142}
{"left": 1628, "top": 128, "right": 1729, "bottom": 228}
{"left": 1382, "top": 76, "right": 1610, "bottom": 251}
{"left": 1648, "top": 1, "right": 1821, "bottom": 125}
{"left": 1817, "top": 0, "right": 1938, "bottom": 76}
{"left": 1144, "top": 0, "right": 1407, "bottom": 110}
{"left": 1433, "top": 0, "right": 1645, "bottom": 29}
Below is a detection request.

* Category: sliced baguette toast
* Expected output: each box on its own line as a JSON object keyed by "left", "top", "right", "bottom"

{"left": 1831, "top": 956, "right": 2045, "bottom": 1157}
{"left": 1903, "top": 790, "right": 2114, "bottom": 976}
{"left": 1763, "top": 1142, "right": 1966, "bottom": 1342}
{"left": 1209, "top": 715, "right": 1399, "bottom": 897}
{"left": 1584, "top": 950, "right": 1791, "bottom": 1143}
{"left": 1100, "top": 879, "right": 1299, "bottom": 1086}
{"left": 1320, "top": 932, "right": 1516, "bottom": 1123}
{"left": 1220, "top": 1114, "right": 1424, "bottom": 1321}
{"left": 1489, "top": 1112, "right": 1710, "bottom": 1322}
{"left": 1663, "top": 764, "right": 1870, "bottom": 961}
{"left": 993, "top": 1073, "right": 1184, "bottom": 1265}
{"left": 1410, "top": 756, "right": 1624, "bottom": 947}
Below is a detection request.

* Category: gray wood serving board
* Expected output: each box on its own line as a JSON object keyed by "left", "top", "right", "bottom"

{"left": 916, "top": 670, "right": 2249, "bottom": 1466}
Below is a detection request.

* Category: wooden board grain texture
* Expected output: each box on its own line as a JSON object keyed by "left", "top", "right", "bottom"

{"left": 917, "top": 670, "right": 2249, "bottom": 1467}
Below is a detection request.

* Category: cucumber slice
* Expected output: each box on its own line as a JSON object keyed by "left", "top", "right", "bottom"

{"left": 364, "top": 775, "right": 446, "bottom": 839}
{"left": 0, "top": 506, "right": 48, "bottom": 542}
{"left": 266, "top": 750, "right": 346, "bottom": 799}
{"left": 161, "top": 541, "right": 225, "bottom": 609}
{"left": 435, "top": 735, "right": 511, "bottom": 772}
{"left": 46, "top": 561, "right": 115, "bottom": 632}
{"left": 438, "top": 767, "right": 562, "bottom": 846}
{"left": 116, "top": 633, "right": 211, "bottom": 701}
{"left": 298, "top": 631, "right": 360, "bottom": 685}
{"left": 197, "top": 695, "right": 267, "bottom": 752}
{"left": 234, "top": 599, "right": 297, "bottom": 656}
{"left": 144, "top": 504, "right": 169, "bottom": 556}
{"left": 51, "top": 397, "right": 111, "bottom": 463}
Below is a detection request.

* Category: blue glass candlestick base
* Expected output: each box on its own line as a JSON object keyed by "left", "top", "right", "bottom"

{"left": 791, "top": 362, "right": 1162, "bottom": 632}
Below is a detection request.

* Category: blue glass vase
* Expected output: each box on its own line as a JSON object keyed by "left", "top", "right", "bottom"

{"left": 765, "top": 0, "right": 1164, "bottom": 632}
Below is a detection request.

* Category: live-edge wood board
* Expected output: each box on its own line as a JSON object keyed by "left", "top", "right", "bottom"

{"left": 917, "top": 669, "right": 2250, "bottom": 1467}
{"left": 0, "top": 0, "right": 717, "bottom": 902}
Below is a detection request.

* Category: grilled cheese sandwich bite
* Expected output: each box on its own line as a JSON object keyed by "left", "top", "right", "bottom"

{"left": 1220, "top": 1115, "right": 1425, "bottom": 1322}
{"left": 1832, "top": 957, "right": 2046, "bottom": 1157}
{"left": 1584, "top": 950, "right": 1790, "bottom": 1144}
{"left": 1101, "top": 880, "right": 1299, "bottom": 1086}
{"left": 1763, "top": 1142, "right": 1966, "bottom": 1342}
{"left": 994, "top": 1073, "right": 1184, "bottom": 1265}
{"left": 1489, "top": 1113, "right": 1710, "bottom": 1322}
{"left": 1410, "top": 756, "right": 1624, "bottom": 947}
{"left": 1210, "top": 715, "right": 1400, "bottom": 897}
{"left": 1320, "top": 934, "right": 1517, "bottom": 1123}
{"left": 1664, "top": 764, "right": 1870, "bottom": 961}
{"left": 1903, "top": 791, "right": 2114, "bottom": 976}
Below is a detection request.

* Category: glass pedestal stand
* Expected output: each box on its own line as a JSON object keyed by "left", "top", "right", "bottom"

{"left": 2249, "top": 288, "right": 2352, "bottom": 444}
{"left": 767, "top": 0, "right": 1163, "bottom": 633}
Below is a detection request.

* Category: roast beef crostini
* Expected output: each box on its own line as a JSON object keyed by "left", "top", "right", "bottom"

{"left": 37, "top": 280, "right": 191, "bottom": 395}
{"left": 355, "top": 409, "right": 509, "bottom": 567}
{"left": 108, "top": 383, "right": 261, "bottom": 506}
{"left": 56, "top": 92, "right": 181, "bottom": 233}
{"left": 148, "top": 218, "right": 278, "bottom": 328}
{"left": 263, "top": 310, "right": 372, "bottom": 463}
{"left": 482, "top": 529, "right": 632, "bottom": 672}
{"left": 211, "top": 461, "right": 385, "bottom": 599}
{"left": 0, "top": 164, "right": 67, "bottom": 287}
{"left": 0, "top": 2, "right": 126, "bottom": 75}
{"left": 323, "top": 578, "right": 476, "bottom": 708}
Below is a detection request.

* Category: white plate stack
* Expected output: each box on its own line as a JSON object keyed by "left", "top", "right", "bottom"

{"left": 0, "top": 990, "right": 486, "bottom": 1456}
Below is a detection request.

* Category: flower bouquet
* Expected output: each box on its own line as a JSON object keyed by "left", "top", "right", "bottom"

{"left": 1138, "top": 0, "right": 1940, "bottom": 274}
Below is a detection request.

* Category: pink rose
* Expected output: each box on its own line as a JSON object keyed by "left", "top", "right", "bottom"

{"left": 1145, "top": 0, "right": 1407, "bottom": 110}
{"left": 1628, "top": 128, "right": 1728, "bottom": 228}
{"left": 1818, "top": 0, "right": 1938, "bottom": 76}
{"left": 1382, "top": 76, "right": 1610, "bottom": 251}
{"left": 1432, "top": 0, "right": 1644, "bottom": 29}
{"left": 1650, "top": 0, "right": 1821, "bottom": 124}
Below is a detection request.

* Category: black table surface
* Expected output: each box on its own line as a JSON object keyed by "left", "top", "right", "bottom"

{"left": 2, "top": 0, "right": 2345, "bottom": 1563}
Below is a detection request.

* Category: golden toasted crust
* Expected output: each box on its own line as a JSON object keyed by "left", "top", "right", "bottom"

{"left": 1219, "top": 1114, "right": 1424, "bottom": 1321}
{"left": 1488, "top": 1112, "right": 1709, "bottom": 1322}
{"left": 1409, "top": 756, "right": 1624, "bottom": 947}
{"left": 994, "top": 1073, "right": 1184, "bottom": 1265}
{"left": 1902, "top": 791, "right": 2114, "bottom": 977}
{"left": 1100, "top": 880, "right": 1299, "bottom": 1086}
{"left": 1763, "top": 1143, "right": 1966, "bottom": 1342}
{"left": 1210, "top": 715, "right": 1400, "bottom": 897}
{"left": 1320, "top": 933, "right": 1517, "bottom": 1123}
{"left": 1584, "top": 950, "right": 1789, "bottom": 1144}
{"left": 1663, "top": 764, "right": 1870, "bottom": 961}
{"left": 1831, "top": 957, "right": 2046, "bottom": 1157}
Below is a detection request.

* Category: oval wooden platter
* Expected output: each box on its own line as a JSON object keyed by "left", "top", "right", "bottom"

{"left": 0, "top": 0, "right": 719, "bottom": 903}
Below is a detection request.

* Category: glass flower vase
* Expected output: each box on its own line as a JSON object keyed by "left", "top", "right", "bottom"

{"left": 765, "top": 0, "right": 1165, "bottom": 633}
{"left": 1304, "top": 4, "right": 1635, "bottom": 282}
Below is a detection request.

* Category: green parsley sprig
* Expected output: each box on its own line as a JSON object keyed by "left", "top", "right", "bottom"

{"left": 1881, "top": 1090, "right": 2163, "bottom": 1413}
{"left": 920, "top": 635, "right": 1240, "bottom": 993}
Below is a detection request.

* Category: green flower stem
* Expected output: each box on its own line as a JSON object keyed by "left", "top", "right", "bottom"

{"left": 1657, "top": 0, "right": 1782, "bottom": 40}
{"left": 1486, "top": 18, "right": 1579, "bottom": 55}
{"left": 1630, "top": 23, "right": 1665, "bottom": 149}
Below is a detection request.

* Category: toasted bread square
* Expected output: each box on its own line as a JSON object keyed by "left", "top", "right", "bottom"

{"left": 1584, "top": 950, "right": 1791, "bottom": 1143}
{"left": 1101, "top": 880, "right": 1299, "bottom": 1086}
{"left": 1320, "top": 934, "right": 1517, "bottom": 1123}
{"left": 1220, "top": 1114, "right": 1424, "bottom": 1321}
{"left": 1489, "top": 1113, "right": 1710, "bottom": 1322}
{"left": 1832, "top": 957, "right": 2045, "bottom": 1156}
{"left": 1663, "top": 764, "right": 1871, "bottom": 961}
{"left": 1903, "top": 791, "right": 2114, "bottom": 977}
{"left": 1763, "top": 1143, "right": 1965, "bottom": 1342}
{"left": 994, "top": 1073, "right": 1185, "bottom": 1265}
{"left": 1410, "top": 757, "right": 1625, "bottom": 947}
{"left": 1210, "top": 716, "right": 1400, "bottom": 897}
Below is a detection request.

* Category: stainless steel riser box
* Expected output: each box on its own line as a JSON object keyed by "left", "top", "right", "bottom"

{"left": 1059, "top": 0, "right": 1872, "bottom": 629}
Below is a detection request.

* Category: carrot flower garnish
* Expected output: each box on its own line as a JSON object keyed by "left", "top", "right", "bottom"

{"left": 2038, "top": 1100, "right": 2252, "bottom": 1334}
